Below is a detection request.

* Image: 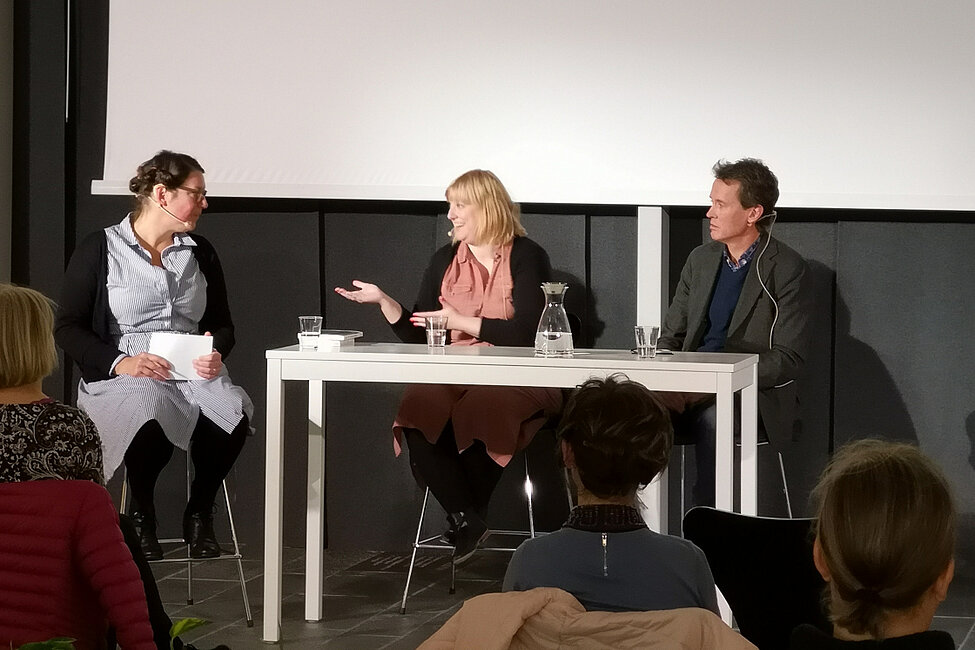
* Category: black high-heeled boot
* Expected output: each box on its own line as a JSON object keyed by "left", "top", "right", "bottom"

{"left": 183, "top": 511, "right": 221, "bottom": 558}
{"left": 130, "top": 510, "right": 163, "bottom": 561}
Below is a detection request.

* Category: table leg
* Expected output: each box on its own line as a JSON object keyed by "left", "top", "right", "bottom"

{"left": 305, "top": 381, "right": 326, "bottom": 622}
{"left": 263, "top": 360, "right": 284, "bottom": 643}
{"left": 740, "top": 365, "right": 759, "bottom": 515}
{"left": 714, "top": 375, "right": 734, "bottom": 512}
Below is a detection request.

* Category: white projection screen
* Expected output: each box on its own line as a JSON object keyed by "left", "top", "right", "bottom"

{"left": 94, "top": 1, "right": 975, "bottom": 210}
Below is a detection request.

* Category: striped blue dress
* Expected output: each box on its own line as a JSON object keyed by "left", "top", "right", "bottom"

{"left": 76, "top": 216, "right": 253, "bottom": 480}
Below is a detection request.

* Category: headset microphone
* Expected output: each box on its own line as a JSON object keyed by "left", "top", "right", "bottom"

{"left": 754, "top": 210, "right": 779, "bottom": 349}
{"left": 151, "top": 197, "right": 189, "bottom": 223}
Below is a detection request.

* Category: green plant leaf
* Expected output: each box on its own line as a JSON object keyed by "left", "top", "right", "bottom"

{"left": 17, "top": 639, "right": 76, "bottom": 650}
{"left": 169, "top": 617, "right": 210, "bottom": 647}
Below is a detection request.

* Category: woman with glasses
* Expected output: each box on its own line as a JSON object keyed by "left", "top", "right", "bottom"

{"left": 55, "top": 150, "right": 253, "bottom": 562}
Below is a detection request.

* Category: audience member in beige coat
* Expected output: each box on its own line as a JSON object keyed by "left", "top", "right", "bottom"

{"left": 419, "top": 587, "right": 755, "bottom": 650}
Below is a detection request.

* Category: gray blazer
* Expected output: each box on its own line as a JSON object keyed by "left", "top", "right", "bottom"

{"left": 659, "top": 234, "right": 812, "bottom": 449}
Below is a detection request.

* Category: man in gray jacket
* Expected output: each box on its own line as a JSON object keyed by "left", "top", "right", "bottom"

{"left": 658, "top": 158, "right": 811, "bottom": 509}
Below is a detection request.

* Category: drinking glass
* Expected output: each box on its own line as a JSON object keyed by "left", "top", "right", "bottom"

{"left": 298, "top": 315, "right": 323, "bottom": 349}
{"left": 425, "top": 315, "right": 448, "bottom": 347}
{"left": 634, "top": 325, "right": 660, "bottom": 359}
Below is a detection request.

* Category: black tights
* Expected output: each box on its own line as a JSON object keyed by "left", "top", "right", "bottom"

{"left": 124, "top": 415, "right": 248, "bottom": 518}
{"left": 403, "top": 424, "right": 504, "bottom": 515}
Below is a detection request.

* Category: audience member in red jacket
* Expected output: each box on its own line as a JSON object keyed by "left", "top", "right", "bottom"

{"left": 0, "top": 283, "right": 155, "bottom": 649}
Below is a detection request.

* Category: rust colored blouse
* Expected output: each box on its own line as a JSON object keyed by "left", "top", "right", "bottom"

{"left": 393, "top": 241, "right": 562, "bottom": 466}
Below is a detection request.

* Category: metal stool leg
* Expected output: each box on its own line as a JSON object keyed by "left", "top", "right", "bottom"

{"left": 185, "top": 458, "right": 193, "bottom": 605}
{"left": 121, "top": 454, "right": 251, "bottom": 623}
{"left": 120, "top": 471, "right": 129, "bottom": 513}
{"left": 778, "top": 452, "right": 793, "bottom": 518}
{"left": 400, "top": 487, "right": 431, "bottom": 614}
{"left": 524, "top": 455, "right": 535, "bottom": 538}
{"left": 680, "top": 445, "right": 687, "bottom": 528}
{"left": 400, "top": 450, "right": 542, "bottom": 613}
{"left": 563, "top": 467, "right": 575, "bottom": 510}
{"left": 222, "top": 479, "right": 253, "bottom": 626}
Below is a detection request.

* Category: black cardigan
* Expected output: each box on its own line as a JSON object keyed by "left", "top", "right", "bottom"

{"left": 54, "top": 229, "right": 235, "bottom": 384}
{"left": 789, "top": 624, "right": 954, "bottom": 650}
{"left": 389, "top": 237, "right": 553, "bottom": 347}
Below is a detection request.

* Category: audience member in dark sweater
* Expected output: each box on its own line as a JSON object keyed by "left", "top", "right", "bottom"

{"left": 502, "top": 375, "right": 719, "bottom": 614}
{"left": 789, "top": 440, "right": 956, "bottom": 649}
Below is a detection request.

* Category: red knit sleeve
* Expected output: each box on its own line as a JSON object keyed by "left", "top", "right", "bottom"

{"left": 73, "top": 483, "right": 155, "bottom": 650}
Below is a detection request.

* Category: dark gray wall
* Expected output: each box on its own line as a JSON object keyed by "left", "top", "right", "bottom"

{"left": 12, "top": 1, "right": 974, "bottom": 584}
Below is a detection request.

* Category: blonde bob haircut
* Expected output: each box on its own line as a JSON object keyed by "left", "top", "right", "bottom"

{"left": 445, "top": 170, "right": 526, "bottom": 246}
{"left": 0, "top": 283, "right": 59, "bottom": 388}
{"left": 813, "top": 439, "right": 955, "bottom": 639}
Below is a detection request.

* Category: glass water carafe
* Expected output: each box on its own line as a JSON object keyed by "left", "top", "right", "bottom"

{"left": 535, "top": 282, "right": 574, "bottom": 357}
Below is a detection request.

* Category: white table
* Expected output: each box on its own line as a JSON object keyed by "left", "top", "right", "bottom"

{"left": 262, "top": 342, "right": 759, "bottom": 642}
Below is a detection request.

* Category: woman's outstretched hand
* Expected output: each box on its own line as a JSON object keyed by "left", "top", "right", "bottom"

{"left": 335, "top": 280, "right": 386, "bottom": 305}
{"left": 335, "top": 280, "right": 403, "bottom": 324}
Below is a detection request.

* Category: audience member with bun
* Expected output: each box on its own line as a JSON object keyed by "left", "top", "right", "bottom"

{"left": 55, "top": 151, "right": 253, "bottom": 561}
{"left": 790, "top": 439, "right": 956, "bottom": 649}
{"left": 502, "top": 374, "right": 719, "bottom": 614}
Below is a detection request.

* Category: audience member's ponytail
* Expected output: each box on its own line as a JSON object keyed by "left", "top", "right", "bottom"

{"left": 812, "top": 440, "right": 955, "bottom": 639}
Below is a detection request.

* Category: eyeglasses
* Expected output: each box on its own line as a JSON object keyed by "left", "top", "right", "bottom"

{"left": 178, "top": 185, "right": 208, "bottom": 201}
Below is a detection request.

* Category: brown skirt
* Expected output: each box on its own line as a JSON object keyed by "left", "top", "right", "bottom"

{"left": 392, "top": 384, "right": 563, "bottom": 467}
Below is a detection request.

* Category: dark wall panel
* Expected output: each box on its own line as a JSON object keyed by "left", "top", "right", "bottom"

{"left": 835, "top": 222, "right": 975, "bottom": 500}
{"left": 590, "top": 215, "right": 637, "bottom": 349}
{"left": 14, "top": 1, "right": 67, "bottom": 399}
{"left": 198, "top": 211, "right": 320, "bottom": 548}
{"left": 768, "top": 222, "right": 836, "bottom": 515}
{"left": 520, "top": 213, "right": 588, "bottom": 344}
{"left": 835, "top": 221, "right": 975, "bottom": 581}
{"left": 322, "top": 212, "right": 440, "bottom": 550}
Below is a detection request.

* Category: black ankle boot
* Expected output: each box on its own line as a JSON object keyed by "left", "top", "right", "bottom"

{"left": 440, "top": 504, "right": 489, "bottom": 546}
{"left": 183, "top": 511, "right": 220, "bottom": 558}
{"left": 131, "top": 510, "right": 163, "bottom": 561}
{"left": 439, "top": 516, "right": 459, "bottom": 546}
{"left": 447, "top": 511, "right": 488, "bottom": 566}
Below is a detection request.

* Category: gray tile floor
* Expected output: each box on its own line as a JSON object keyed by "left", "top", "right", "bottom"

{"left": 151, "top": 544, "right": 510, "bottom": 649}
{"left": 152, "top": 545, "right": 975, "bottom": 649}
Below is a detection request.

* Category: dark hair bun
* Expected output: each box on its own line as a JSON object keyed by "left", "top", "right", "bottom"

{"left": 128, "top": 150, "right": 205, "bottom": 197}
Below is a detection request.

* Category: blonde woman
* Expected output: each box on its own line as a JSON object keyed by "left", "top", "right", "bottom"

{"left": 336, "top": 170, "right": 562, "bottom": 563}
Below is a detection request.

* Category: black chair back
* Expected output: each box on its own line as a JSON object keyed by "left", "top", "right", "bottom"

{"left": 682, "top": 506, "right": 830, "bottom": 650}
